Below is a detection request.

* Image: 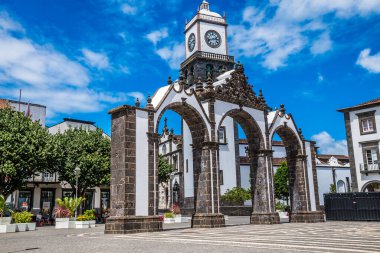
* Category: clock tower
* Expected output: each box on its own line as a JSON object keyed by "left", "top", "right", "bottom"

{"left": 181, "top": 1, "right": 235, "bottom": 87}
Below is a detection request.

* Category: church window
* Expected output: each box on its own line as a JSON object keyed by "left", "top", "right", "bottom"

{"left": 162, "top": 144, "right": 167, "bottom": 155}
{"left": 218, "top": 126, "right": 226, "bottom": 143}
{"left": 206, "top": 64, "right": 213, "bottom": 78}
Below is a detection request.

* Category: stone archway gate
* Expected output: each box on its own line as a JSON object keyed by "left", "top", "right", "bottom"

{"left": 105, "top": 64, "right": 324, "bottom": 234}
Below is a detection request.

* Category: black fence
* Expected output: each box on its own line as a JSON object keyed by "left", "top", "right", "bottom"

{"left": 324, "top": 192, "right": 380, "bottom": 221}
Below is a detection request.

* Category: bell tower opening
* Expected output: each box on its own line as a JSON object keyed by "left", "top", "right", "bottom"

{"left": 181, "top": 1, "right": 235, "bottom": 88}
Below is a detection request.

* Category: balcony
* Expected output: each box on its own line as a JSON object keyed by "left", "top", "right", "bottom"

{"left": 360, "top": 162, "right": 380, "bottom": 175}
{"left": 28, "top": 172, "right": 59, "bottom": 183}
{"left": 181, "top": 51, "right": 235, "bottom": 68}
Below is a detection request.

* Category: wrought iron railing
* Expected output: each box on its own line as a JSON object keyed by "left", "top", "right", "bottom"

{"left": 360, "top": 162, "right": 380, "bottom": 173}
{"left": 181, "top": 51, "right": 234, "bottom": 68}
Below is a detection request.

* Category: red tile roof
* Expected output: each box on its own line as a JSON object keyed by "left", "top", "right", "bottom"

{"left": 338, "top": 98, "right": 380, "bottom": 112}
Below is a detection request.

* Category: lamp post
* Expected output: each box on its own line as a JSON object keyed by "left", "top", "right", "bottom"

{"left": 74, "top": 166, "right": 81, "bottom": 218}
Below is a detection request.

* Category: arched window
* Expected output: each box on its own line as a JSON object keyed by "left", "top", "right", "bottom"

{"left": 337, "top": 180, "right": 346, "bottom": 193}
{"left": 206, "top": 64, "right": 213, "bottom": 78}
{"left": 162, "top": 144, "right": 167, "bottom": 155}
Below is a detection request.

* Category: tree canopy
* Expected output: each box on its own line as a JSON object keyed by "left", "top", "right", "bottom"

{"left": 221, "top": 187, "right": 251, "bottom": 205}
{"left": 274, "top": 161, "right": 289, "bottom": 204}
{"left": 0, "top": 108, "right": 57, "bottom": 198}
{"left": 158, "top": 155, "right": 172, "bottom": 184}
{"left": 54, "top": 128, "right": 110, "bottom": 197}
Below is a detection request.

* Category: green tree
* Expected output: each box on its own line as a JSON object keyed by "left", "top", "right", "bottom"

{"left": 0, "top": 108, "right": 57, "bottom": 199}
{"left": 54, "top": 128, "right": 110, "bottom": 198}
{"left": 329, "top": 184, "right": 336, "bottom": 193}
{"left": 274, "top": 161, "right": 289, "bottom": 205}
{"left": 158, "top": 155, "right": 172, "bottom": 184}
{"left": 221, "top": 187, "right": 251, "bottom": 205}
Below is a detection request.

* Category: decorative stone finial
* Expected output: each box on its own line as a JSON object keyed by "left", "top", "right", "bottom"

{"left": 146, "top": 95, "right": 153, "bottom": 109}
{"left": 206, "top": 72, "right": 214, "bottom": 90}
{"left": 195, "top": 76, "right": 204, "bottom": 92}
{"left": 199, "top": 0, "right": 210, "bottom": 11}
{"left": 235, "top": 61, "right": 244, "bottom": 71}
{"left": 167, "top": 76, "right": 172, "bottom": 85}
{"left": 135, "top": 98, "right": 140, "bottom": 108}
{"left": 279, "top": 104, "right": 286, "bottom": 115}
{"left": 179, "top": 71, "right": 186, "bottom": 89}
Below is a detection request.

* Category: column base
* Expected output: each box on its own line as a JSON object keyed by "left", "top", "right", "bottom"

{"left": 290, "top": 211, "right": 325, "bottom": 223}
{"left": 191, "top": 213, "right": 225, "bottom": 228}
{"left": 105, "top": 216, "right": 162, "bottom": 234}
{"left": 251, "top": 212, "right": 280, "bottom": 225}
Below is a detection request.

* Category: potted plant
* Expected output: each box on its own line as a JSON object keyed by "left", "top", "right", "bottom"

{"left": 172, "top": 205, "right": 182, "bottom": 223}
{"left": 54, "top": 197, "right": 84, "bottom": 229}
{"left": 84, "top": 210, "right": 96, "bottom": 228}
{"left": 12, "top": 211, "right": 33, "bottom": 232}
{"left": 0, "top": 195, "right": 11, "bottom": 225}
{"left": 75, "top": 215, "right": 90, "bottom": 229}
{"left": 163, "top": 212, "right": 175, "bottom": 224}
{"left": 0, "top": 195, "right": 16, "bottom": 233}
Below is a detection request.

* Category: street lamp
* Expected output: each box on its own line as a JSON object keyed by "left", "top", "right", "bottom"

{"left": 74, "top": 166, "right": 81, "bottom": 218}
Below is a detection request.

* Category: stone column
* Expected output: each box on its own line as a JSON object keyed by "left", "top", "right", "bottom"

{"left": 192, "top": 142, "right": 225, "bottom": 228}
{"left": 290, "top": 154, "right": 324, "bottom": 223}
{"left": 105, "top": 106, "right": 162, "bottom": 234}
{"left": 250, "top": 150, "right": 280, "bottom": 224}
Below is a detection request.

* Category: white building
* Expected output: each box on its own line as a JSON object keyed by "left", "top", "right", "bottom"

{"left": 0, "top": 98, "right": 46, "bottom": 126}
{"left": 338, "top": 98, "right": 380, "bottom": 192}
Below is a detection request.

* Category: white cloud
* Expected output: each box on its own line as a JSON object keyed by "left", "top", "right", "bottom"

{"left": 0, "top": 12, "right": 140, "bottom": 117}
{"left": 311, "top": 32, "right": 332, "bottom": 55}
{"left": 146, "top": 28, "right": 168, "bottom": 46}
{"left": 311, "top": 131, "right": 348, "bottom": 155}
{"left": 156, "top": 42, "right": 184, "bottom": 70}
{"left": 231, "top": 0, "right": 380, "bottom": 70}
{"left": 121, "top": 3, "right": 137, "bottom": 15}
{"left": 356, "top": 48, "right": 380, "bottom": 73}
{"left": 81, "top": 49, "right": 110, "bottom": 70}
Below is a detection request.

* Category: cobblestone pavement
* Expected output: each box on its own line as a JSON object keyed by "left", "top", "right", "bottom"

{"left": 2, "top": 219, "right": 380, "bottom": 253}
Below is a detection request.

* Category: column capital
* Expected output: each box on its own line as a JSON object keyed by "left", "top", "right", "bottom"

{"left": 146, "top": 132, "right": 161, "bottom": 143}
{"left": 247, "top": 149, "right": 274, "bottom": 158}
{"left": 296, "top": 154, "right": 308, "bottom": 161}
{"left": 193, "top": 141, "right": 219, "bottom": 150}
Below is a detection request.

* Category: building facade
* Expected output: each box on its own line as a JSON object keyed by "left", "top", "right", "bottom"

{"left": 338, "top": 98, "right": 380, "bottom": 192}
{"left": 4, "top": 113, "right": 110, "bottom": 217}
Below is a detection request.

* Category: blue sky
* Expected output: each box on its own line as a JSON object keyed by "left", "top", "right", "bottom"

{"left": 1, "top": 0, "right": 380, "bottom": 155}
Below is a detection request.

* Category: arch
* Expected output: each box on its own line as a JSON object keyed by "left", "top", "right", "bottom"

{"left": 155, "top": 102, "right": 210, "bottom": 145}
{"left": 271, "top": 125, "right": 309, "bottom": 218}
{"left": 155, "top": 102, "right": 214, "bottom": 216}
{"left": 217, "top": 109, "right": 265, "bottom": 152}
{"left": 337, "top": 180, "right": 346, "bottom": 193}
{"left": 361, "top": 181, "right": 380, "bottom": 192}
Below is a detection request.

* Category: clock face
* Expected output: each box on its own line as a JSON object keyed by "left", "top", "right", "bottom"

{"left": 205, "top": 30, "right": 221, "bottom": 48}
{"left": 188, "top": 33, "right": 196, "bottom": 52}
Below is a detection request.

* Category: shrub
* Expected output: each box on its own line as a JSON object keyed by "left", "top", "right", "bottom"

{"left": 53, "top": 206, "right": 70, "bottom": 218}
{"left": 329, "top": 184, "right": 337, "bottom": 193}
{"left": 221, "top": 187, "right": 251, "bottom": 204}
{"left": 12, "top": 211, "right": 32, "bottom": 223}
{"left": 56, "top": 197, "right": 85, "bottom": 217}
{"left": 0, "top": 195, "right": 7, "bottom": 218}
{"left": 164, "top": 212, "right": 174, "bottom": 218}
{"left": 76, "top": 215, "right": 88, "bottom": 221}
{"left": 83, "top": 210, "right": 95, "bottom": 220}
{"left": 275, "top": 202, "right": 288, "bottom": 212}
